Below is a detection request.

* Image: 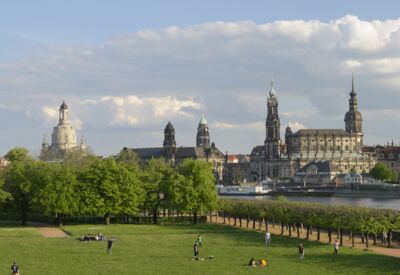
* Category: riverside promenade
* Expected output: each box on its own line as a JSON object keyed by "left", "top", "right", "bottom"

{"left": 208, "top": 214, "right": 400, "bottom": 258}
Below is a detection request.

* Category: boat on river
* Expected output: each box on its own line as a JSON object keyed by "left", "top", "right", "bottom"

{"left": 217, "top": 184, "right": 272, "bottom": 196}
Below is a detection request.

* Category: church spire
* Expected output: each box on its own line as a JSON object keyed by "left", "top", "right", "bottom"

{"left": 269, "top": 78, "right": 276, "bottom": 97}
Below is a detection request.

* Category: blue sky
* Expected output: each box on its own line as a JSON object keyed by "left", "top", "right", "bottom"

{"left": 1, "top": 1, "right": 400, "bottom": 156}
{"left": 2, "top": 0, "right": 400, "bottom": 44}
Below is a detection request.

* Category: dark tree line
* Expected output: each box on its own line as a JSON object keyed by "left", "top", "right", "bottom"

{"left": 0, "top": 147, "right": 217, "bottom": 226}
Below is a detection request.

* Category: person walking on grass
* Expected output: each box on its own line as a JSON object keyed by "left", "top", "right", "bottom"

{"left": 107, "top": 238, "right": 114, "bottom": 254}
{"left": 11, "top": 261, "right": 19, "bottom": 275}
{"left": 333, "top": 240, "right": 339, "bottom": 255}
{"left": 197, "top": 235, "right": 203, "bottom": 247}
{"left": 298, "top": 243, "right": 304, "bottom": 261}
{"left": 193, "top": 241, "right": 199, "bottom": 259}
{"left": 265, "top": 231, "right": 271, "bottom": 246}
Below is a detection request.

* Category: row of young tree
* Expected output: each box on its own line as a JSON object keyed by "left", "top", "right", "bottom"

{"left": 0, "top": 147, "right": 217, "bottom": 226}
{"left": 218, "top": 198, "right": 400, "bottom": 248}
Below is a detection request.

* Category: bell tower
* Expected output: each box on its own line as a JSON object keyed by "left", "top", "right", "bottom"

{"left": 265, "top": 80, "right": 281, "bottom": 161}
{"left": 196, "top": 116, "right": 210, "bottom": 148}
{"left": 344, "top": 74, "right": 363, "bottom": 147}
{"left": 163, "top": 122, "right": 176, "bottom": 161}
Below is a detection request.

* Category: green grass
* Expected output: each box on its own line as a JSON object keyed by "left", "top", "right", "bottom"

{"left": 0, "top": 223, "right": 399, "bottom": 274}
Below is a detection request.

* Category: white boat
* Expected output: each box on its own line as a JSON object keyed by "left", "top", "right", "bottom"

{"left": 217, "top": 184, "right": 272, "bottom": 196}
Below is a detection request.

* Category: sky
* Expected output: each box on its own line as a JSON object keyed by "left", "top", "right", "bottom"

{"left": 1, "top": 0, "right": 400, "bottom": 157}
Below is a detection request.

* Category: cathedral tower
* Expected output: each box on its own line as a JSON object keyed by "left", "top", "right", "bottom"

{"left": 344, "top": 75, "right": 363, "bottom": 147}
{"left": 265, "top": 80, "right": 281, "bottom": 160}
{"left": 163, "top": 121, "right": 176, "bottom": 161}
{"left": 196, "top": 116, "right": 210, "bottom": 148}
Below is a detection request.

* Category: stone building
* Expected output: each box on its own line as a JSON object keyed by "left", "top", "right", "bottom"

{"left": 128, "top": 117, "right": 225, "bottom": 182}
{"left": 362, "top": 143, "right": 400, "bottom": 176}
{"left": 247, "top": 77, "right": 375, "bottom": 182}
{"left": 40, "top": 101, "right": 86, "bottom": 161}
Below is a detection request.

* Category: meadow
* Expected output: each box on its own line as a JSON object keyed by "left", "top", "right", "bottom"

{"left": 1, "top": 223, "right": 399, "bottom": 274}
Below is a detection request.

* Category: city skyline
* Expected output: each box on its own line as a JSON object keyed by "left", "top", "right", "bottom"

{"left": 2, "top": 2, "right": 400, "bottom": 156}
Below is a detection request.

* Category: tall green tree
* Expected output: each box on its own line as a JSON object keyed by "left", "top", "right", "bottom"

{"left": 79, "top": 158, "right": 143, "bottom": 224}
{"left": 3, "top": 158, "right": 36, "bottom": 224}
{"left": 31, "top": 162, "right": 79, "bottom": 226}
{"left": 370, "top": 163, "right": 396, "bottom": 182}
{"left": 141, "top": 158, "right": 177, "bottom": 224}
{"left": 5, "top": 147, "right": 32, "bottom": 163}
{"left": 177, "top": 159, "right": 217, "bottom": 224}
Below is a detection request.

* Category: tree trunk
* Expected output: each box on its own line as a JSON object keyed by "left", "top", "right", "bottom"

{"left": 55, "top": 213, "right": 63, "bottom": 227}
{"left": 252, "top": 218, "right": 256, "bottom": 229}
{"left": 193, "top": 211, "right": 198, "bottom": 224}
{"left": 259, "top": 219, "right": 262, "bottom": 231}
{"left": 310, "top": 226, "right": 313, "bottom": 235}
{"left": 228, "top": 215, "right": 231, "bottom": 225}
{"left": 234, "top": 217, "right": 237, "bottom": 226}
{"left": 337, "top": 228, "right": 340, "bottom": 239}
{"left": 388, "top": 230, "right": 392, "bottom": 247}
{"left": 153, "top": 209, "right": 158, "bottom": 224}
{"left": 223, "top": 212, "right": 226, "bottom": 224}
{"left": 317, "top": 227, "right": 320, "bottom": 241}
{"left": 246, "top": 216, "right": 249, "bottom": 228}
{"left": 272, "top": 219, "right": 275, "bottom": 228}
{"left": 349, "top": 231, "right": 352, "bottom": 240}
{"left": 289, "top": 223, "right": 292, "bottom": 237}
{"left": 361, "top": 232, "right": 365, "bottom": 243}
{"left": 296, "top": 224, "right": 300, "bottom": 238}
{"left": 373, "top": 234, "right": 377, "bottom": 246}
{"left": 365, "top": 233, "right": 369, "bottom": 249}
{"left": 351, "top": 231, "right": 355, "bottom": 248}
{"left": 340, "top": 229, "right": 343, "bottom": 246}
{"left": 209, "top": 211, "right": 212, "bottom": 222}
{"left": 328, "top": 228, "right": 332, "bottom": 243}
{"left": 104, "top": 212, "right": 110, "bottom": 225}
{"left": 306, "top": 225, "right": 310, "bottom": 239}
{"left": 280, "top": 221, "right": 284, "bottom": 235}
{"left": 239, "top": 217, "right": 242, "bottom": 227}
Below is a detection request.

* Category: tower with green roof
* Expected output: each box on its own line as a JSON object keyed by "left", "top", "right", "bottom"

{"left": 196, "top": 116, "right": 210, "bottom": 148}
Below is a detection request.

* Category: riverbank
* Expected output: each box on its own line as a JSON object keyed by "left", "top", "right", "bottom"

{"left": 218, "top": 195, "right": 400, "bottom": 210}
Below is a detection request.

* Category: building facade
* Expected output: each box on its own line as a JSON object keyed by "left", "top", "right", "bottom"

{"left": 40, "top": 101, "right": 86, "bottom": 161}
{"left": 128, "top": 117, "right": 225, "bottom": 182}
{"left": 247, "top": 77, "right": 375, "bottom": 183}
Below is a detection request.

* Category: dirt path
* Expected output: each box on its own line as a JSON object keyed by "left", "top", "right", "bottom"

{"left": 27, "top": 222, "right": 69, "bottom": 238}
{"left": 208, "top": 215, "right": 400, "bottom": 258}
{"left": 37, "top": 227, "right": 68, "bottom": 238}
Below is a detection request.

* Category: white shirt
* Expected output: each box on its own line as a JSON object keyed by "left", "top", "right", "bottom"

{"left": 266, "top": 232, "right": 271, "bottom": 240}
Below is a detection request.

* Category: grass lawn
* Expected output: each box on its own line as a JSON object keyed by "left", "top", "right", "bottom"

{"left": 0, "top": 223, "right": 399, "bottom": 274}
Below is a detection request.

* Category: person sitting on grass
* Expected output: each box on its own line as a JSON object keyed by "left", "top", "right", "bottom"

{"left": 11, "top": 261, "right": 19, "bottom": 275}
{"left": 248, "top": 258, "right": 257, "bottom": 267}
{"left": 259, "top": 259, "right": 267, "bottom": 267}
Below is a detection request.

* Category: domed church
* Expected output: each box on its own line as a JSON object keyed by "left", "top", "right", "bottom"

{"left": 40, "top": 101, "right": 86, "bottom": 161}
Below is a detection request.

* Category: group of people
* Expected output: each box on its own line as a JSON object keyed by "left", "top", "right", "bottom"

{"left": 80, "top": 232, "right": 106, "bottom": 242}
{"left": 248, "top": 258, "right": 268, "bottom": 268}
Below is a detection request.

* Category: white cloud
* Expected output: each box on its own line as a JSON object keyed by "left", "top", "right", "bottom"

{"left": 211, "top": 121, "right": 264, "bottom": 130}
{"left": 42, "top": 106, "right": 58, "bottom": 121}
{"left": 101, "top": 95, "right": 202, "bottom": 126}
{"left": 2, "top": 15, "right": 400, "bottom": 155}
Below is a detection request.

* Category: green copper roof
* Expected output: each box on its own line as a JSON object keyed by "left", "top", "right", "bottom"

{"left": 269, "top": 79, "right": 276, "bottom": 97}
{"left": 199, "top": 116, "right": 207, "bottom": 125}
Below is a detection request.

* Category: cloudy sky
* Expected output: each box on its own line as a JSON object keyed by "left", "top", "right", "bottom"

{"left": 1, "top": 0, "right": 400, "bottom": 157}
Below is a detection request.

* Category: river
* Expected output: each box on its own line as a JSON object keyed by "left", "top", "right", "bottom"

{"left": 223, "top": 195, "right": 400, "bottom": 210}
